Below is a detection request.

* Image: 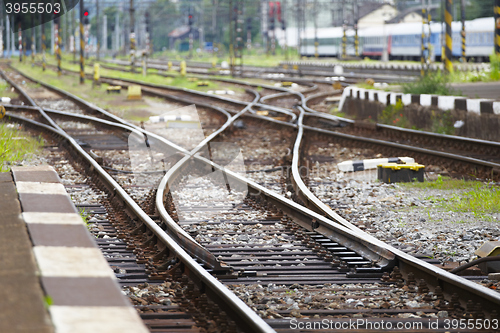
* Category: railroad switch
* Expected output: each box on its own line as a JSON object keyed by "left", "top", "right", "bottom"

{"left": 475, "top": 241, "right": 500, "bottom": 273}
{"left": 179, "top": 61, "right": 187, "bottom": 77}
{"left": 197, "top": 81, "right": 210, "bottom": 87}
{"left": 107, "top": 86, "right": 122, "bottom": 94}
{"left": 93, "top": 63, "right": 101, "bottom": 87}
{"left": 332, "top": 82, "right": 343, "bottom": 90}
{"left": 281, "top": 81, "right": 293, "bottom": 87}
{"left": 377, "top": 162, "right": 425, "bottom": 183}
{"left": 127, "top": 85, "right": 142, "bottom": 100}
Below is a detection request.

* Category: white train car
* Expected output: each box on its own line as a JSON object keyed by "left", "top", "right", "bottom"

{"left": 459, "top": 17, "right": 495, "bottom": 61}
{"left": 300, "top": 17, "right": 495, "bottom": 62}
{"left": 300, "top": 27, "right": 355, "bottom": 57}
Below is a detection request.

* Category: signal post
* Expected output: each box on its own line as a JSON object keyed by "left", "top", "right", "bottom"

{"left": 496, "top": 0, "right": 500, "bottom": 55}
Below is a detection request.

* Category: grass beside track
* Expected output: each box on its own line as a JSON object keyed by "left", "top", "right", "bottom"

{"left": 400, "top": 176, "right": 500, "bottom": 219}
{"left": 35, "top": 57, "right": 238, "bottom": 93}
{"left": 0, "top": 123, "right": 43, "bottom": 172}
{"left": 12, "top": 61, "right": 231, "bottom": 122}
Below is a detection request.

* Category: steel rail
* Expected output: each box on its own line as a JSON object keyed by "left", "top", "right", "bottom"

{"left": 304, "top": 91, "right": 500, "bottom": 157}
{"left": 3, "top": 112, "right": 274, "bottom": 333}
{"left": 9, "top": 104, "right": 500, "bottom": 317}
{"left": 153, "top": 86, "right": 259, "bottom": 270}
{"left": 71, "top": 59, "right": 306, "bottom": 120}
{"left": 96, "top": 75, "right": 297, "bottom": 122}
{"left": 106, "top": 58, "right": 413, "bottom": 83}
{"left": 9, "top": 64, "right": 500, "bottom": 212}
{"left": 291, "top": 107, "right": 500, "bottom": 316}
{"left": 8, "top": 62, "right": 500, "bottom": 320}
{"left": 33, "top": 61, "right": 298, "bottom": 123}
{"left": 0, "top": 70, "right": 64, "bottom": 133}
{"left": 4, "top": 66, "right": 233, "bottom": 271}
{"left": 11, "top": 105, "right": 231, "bottom": 271}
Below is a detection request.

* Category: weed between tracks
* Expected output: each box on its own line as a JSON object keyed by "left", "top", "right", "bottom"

{"left": 0, "top": 79, "right": 20, "bottom": 99}
{"left": 0, "top": 123, "right": 44, "bottom": 172}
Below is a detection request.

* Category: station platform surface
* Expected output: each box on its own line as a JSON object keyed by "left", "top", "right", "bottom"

{"left": 0, "top": 166, "right": 148, "bottom": 333}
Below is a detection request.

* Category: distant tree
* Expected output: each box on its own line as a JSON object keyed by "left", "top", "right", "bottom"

{"left": 465, "top": 0, "right": 495, "bottom": 20}
{"left": 148, "top": 0, "right": 179, "bottom": 51}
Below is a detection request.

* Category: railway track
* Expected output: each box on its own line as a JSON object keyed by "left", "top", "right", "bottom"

{"left": 12, "top": 61, "right": 500, "bottom": 183}
{"left": 106, "top": 58, "right": 416, "bottom": 84}
{"left": 3, "top": 64, "right": 500, "bottom": 332}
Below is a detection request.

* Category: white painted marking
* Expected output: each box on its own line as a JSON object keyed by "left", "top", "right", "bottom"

{"left": 420, "top": 94, "right": 432, "bottom": 106}
{"left": 364, "top": 157, "right": 414, "bottom": 170}
{"left": 338, "top": 157, "right": 415, "bottom": 172}
{"left": 466, "top": 99, "right": 482, "bottom": 114}
{"left": 389, "top": 93, "right": 398, "bottom": 105}
{"left": 359, "top": 89, "right": 366, "bottom": 100}
{"left": 437, "top": 96, "right": 456, "bottom": 111}
{"left": 338, "top": 87, "right": 351, "bottom": 112}
{"left": 368, "top": 90, "right": 375, "bottom": 101}
{"left": 401, "top": 94, "right": 412, "bottom": 106}
{"left": 50, "top": 306, "right": 149, "bottom": 333}
{"left": 337, "top": 161, "right": 354, "bottom": 172}
{"left": 34, "top": 246, "right": 114, "bottom": 278}
{"left": 493, "top": 102, "right": 500, "bottom": 115}
{"left": 16, "top": 182, "right": 67, "bottom": 195}
{"left": 376, "top": 91, "right": 389, "bottom": 104}
{"left": 23, "top": 212, "right": 84, "bottom": 225}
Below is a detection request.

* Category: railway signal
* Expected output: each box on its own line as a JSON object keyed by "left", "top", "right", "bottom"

{"left": 55, "top": 16, "right": 61, "bottom": 76}
{"left": 83, "top": 9, "right": 89, "bottom": 25}
{"left": 444, "top": 0, "right": 453, "bottom": 73}
{"left": 18, "top": 24, "right": 22, "bottom": 62}
{"left": 461, "top": 0, "right": 466, "bottom": 62}
{"left": 188, "top": 9, "right": 193, "bottom": 57}
{"left": 246, "top": 17, "right": 252, "bottom": 50}
{"left": 495, "top": 0, "right": 500, "bottom": 55}
{"left": 80, "top": 0, "right": 85, "bottom": 84}
{"left": 188, "top": 14, "right": 193, "bottom": 28}
{"left": 41, "top": 12, "right": 46, "bottom": 71}
{"left": 130, "top": 0, "right": 136, "bottom": 72}
{"left": 421, "top": 1, "right": 429, "bottom": 76}
{"left": 145, "top": 11, "right": 151, "bottom": 54}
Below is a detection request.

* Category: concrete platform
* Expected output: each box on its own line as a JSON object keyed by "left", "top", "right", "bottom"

{"left": 0, "top": 166, "right": 148, "bottom": 333}
{"left": 0, "top": 172, "right": 52, "bottom": 333}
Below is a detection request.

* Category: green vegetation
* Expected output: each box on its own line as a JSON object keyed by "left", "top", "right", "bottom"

{"left": 0, "top": 123, "right": 44, "bottom": 172}
{"left": 430, "top": 110, "right": 454, "bottom": 135}
{"left": 154, "top": 48, "right": 300, "bottom": 68}
{"left": 43, "top": 295, "right": 53, "bottom": 309}
{"left": 489, "top": 53, "right": 500, "bottom": 81}
{"left": 445, "top": 184, "right": 500, "bottom": 217}
{"left": 378, "top": 100, "right": 409, "bottom": 127}
{"left": 402, "top": 71, "right": 459, "bottom": 96}
{"left": 79, "top": 207, "right": 91, "bottom": 230}
{"left": 0, "top": 79, "right": 20, "bottom": 99}
{"left": 36, "top": 57, "right": 229, "bottom": 93}
{"left": 400, "top": 176, "right": 500, "bottom": 219}
{"left": 401, "top": 175, "right": 475, "bottom": 190}
{"left": 449, "top": 54, "right": 500, "bottom": 83}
